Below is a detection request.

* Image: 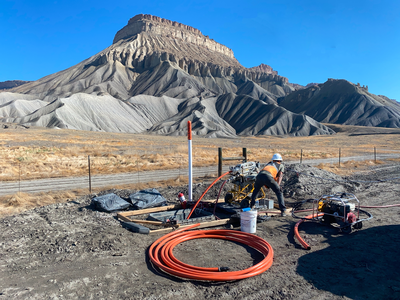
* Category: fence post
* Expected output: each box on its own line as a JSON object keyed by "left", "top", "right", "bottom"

{"left": 339, "top": 148, "right": 341, "bottom": 168}
{"left": 88, "top": 155, "right": 92, "bottom": 193}
{"left": 242, "top": 148, "right": 247, "bottom": 162}
{"left": 300, "top": 149, "right": 303, "bottom": 164}
{"left": 178, "top": 156, "right": 181, "bottom": 179}
{"left": 374, "top": 147, "right": 376, "bottom": 163}
{"left": 19, "top": 163, "right": 21, "bottom": 194}
{"left": 218, "top": 147, "right": 222, "bottom": 177}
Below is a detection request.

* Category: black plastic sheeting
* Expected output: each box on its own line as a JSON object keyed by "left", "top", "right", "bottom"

{"left": 92, "top": 193, "right": 131, "bottom": 212}
{"left": 129, "top": 188, "right": 167, "bottom": 210}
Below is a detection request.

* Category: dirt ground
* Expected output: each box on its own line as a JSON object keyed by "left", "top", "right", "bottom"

{"left": 0, "top": 163, "right": 399, "bottom": 300}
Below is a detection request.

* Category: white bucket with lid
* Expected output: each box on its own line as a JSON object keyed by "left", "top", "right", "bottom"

{"left": 240, "top": 210, "right": 257, "bottom": 233}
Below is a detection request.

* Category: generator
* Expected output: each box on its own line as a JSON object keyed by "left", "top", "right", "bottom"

{"left": 292, "top": 193, "right": 373, "bottom": 233}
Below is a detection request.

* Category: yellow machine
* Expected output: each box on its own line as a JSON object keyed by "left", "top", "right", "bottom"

{"left": 224, "top": 161, "right": 267, "bottom": 207}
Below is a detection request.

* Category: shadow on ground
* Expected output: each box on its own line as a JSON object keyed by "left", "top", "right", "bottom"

{"left": 297, "top": 225, "right": 400, "bottom": 299}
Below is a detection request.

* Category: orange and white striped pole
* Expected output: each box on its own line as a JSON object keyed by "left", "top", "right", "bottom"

{"left": 188, "top": 121, "right": 193, "bottom": 202}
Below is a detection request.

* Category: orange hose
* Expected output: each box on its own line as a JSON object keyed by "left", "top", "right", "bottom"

{"left": 149, "top": 223, "right": 274, "bottom": 281}
{"left": 294, "top": 213, "right": 324, "bottom": 250}
{"left": 186, "top": 171, "right": 231, "bottom": 220}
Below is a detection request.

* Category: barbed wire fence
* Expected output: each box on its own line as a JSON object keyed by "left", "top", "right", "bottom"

{"left": 2, "top": 146, "right": 400, "bottom": 196}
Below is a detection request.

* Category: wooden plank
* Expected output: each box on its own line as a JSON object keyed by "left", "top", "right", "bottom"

{"left": 118, "top": 214, "right": 134, "bottom": 223}
{"left": 149, "top": 219, "right": 231, "bottom": 235}
{"left": 130, "top": 219, "right": 164, "bottom": 225}
{"left": 117, "top": 204, "right": 182, "bottom": 219}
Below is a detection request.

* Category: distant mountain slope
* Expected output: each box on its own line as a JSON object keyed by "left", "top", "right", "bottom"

{"left": 0, "top": 80, "right": 31, "bottom": 90}
{"left": 216, "top": 93, "right": 334, "bottom": 136}
{"left": 1, "top": 94, "right": 157, "bottom": 132}
{"left": 6, "top": 14, "right": 396, "bottom": 135}
{"left": 278, "top": 79, "right": 400, "bottom": 128}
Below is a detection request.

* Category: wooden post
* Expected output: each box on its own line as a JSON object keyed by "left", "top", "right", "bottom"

{"left": 19, "top": 163, "right": 21, "bottom": 194}
{"left": 137, "top": 159, "right": 140, "bottom": 186}
{"left": 243, "top": 148, "right": 247, "bottom": 162}
{"left": 218, "top": 147, "right": 222, "bottom": 177}
{"left": 339, "top": 148, "right": 341, "bottom": 168}
{"left": 300, "top": 149, "right": 303, "bottom": 164}
{"left": 374, "top": 147, "right": 376, "bottom": 163}
{"left": 88, "top": 155, "right": 92, "bottom": 193}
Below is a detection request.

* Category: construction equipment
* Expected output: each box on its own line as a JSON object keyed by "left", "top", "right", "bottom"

{"left": 292, "top": 193, "right": 373, "bottom": 234}
{"left": 224, "top": 161, "right": 268, "bottom": 207}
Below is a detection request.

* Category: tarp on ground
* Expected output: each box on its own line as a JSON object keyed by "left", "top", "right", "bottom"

{"left": 129, "top": 188, "right": 167, "bottom": 210}
{"left": 92, "top": 193, "right": 132, "bottom": 212}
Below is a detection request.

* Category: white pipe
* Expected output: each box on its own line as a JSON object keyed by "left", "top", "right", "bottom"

{"left": 188, "top": 121, "right": 193, "bottom": 202}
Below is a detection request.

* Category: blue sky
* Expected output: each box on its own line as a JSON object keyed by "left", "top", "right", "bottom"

{"left": 1, "top": 0, "right": 399, "bottom": 101}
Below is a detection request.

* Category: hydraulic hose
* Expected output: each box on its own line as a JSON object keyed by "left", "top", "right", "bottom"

{"left": 213, "top": 179, "right": 228, "bottom": 219}
{"left": 186, "top": 171, "right": 231, "bottom": 220}
{"left": 360, "top": 204, "right": 400, "bottom": 208}
{"left": 148, "top": 223, "right": 274, "bottom": 281}
{"left": 294, "top": 213, "right": 324, "bottom": 250}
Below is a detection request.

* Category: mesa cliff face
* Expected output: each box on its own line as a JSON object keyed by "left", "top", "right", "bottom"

{"left": 10, "top": 14, "right": 294, "bottom": 102}
{"left": 0, "top": 14, "right": 339, "bottom": 137}
{"left": 113, "top": 14, "right": 235, "bottom": 59}
{"left": 111, "top": 14, "right": 289, "bottom": 88}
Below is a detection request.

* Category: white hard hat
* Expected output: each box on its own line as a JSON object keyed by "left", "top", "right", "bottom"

{"left": 272, "top": 153, "right": 282, "bottom": 161}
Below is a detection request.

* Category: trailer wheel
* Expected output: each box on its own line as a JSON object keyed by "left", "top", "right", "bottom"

{"left": 341, "top": 225, "right": 352, "bottom": 234}
{"left": 224, "top": 193, "right": 233, "bottom": 204}
{"left": 240, "top": 198, "right": 250, "bottom": 209}
{"left": 353, "top": 221, "right": 363, "bottom": 230}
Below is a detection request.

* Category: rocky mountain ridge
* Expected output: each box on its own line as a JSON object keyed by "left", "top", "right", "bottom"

{"left": 278, "top": 79, "right": 400, "bottom": 128}
{"left": 248, "top": 63, "right": 278, "bottom": 75}
{"left": 1, "top": 14, "right": 398, "bottom": 135}
{"left": 0, "top": 80, "right": 30, "bottom": 90}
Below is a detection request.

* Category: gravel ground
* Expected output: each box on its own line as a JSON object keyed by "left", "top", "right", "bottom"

{"left": 0, "top": 163, "right": 399, "bottom": 299}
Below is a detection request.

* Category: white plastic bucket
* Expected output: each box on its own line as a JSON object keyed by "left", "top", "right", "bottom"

{"left": 240, "top": 210, "right": 257, "bottom": 233}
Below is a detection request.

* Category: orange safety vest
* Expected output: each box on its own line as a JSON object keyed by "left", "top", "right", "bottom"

{"left": 262, "top": 162, "right": 280, "bottom": 180}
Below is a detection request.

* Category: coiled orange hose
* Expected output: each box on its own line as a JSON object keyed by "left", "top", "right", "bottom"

{"left": 149, "top": 223, "right": 274, "bottom": 281}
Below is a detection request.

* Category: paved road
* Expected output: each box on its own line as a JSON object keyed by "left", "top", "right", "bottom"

{"left": 2, "top": 153, "right": 400, "bottom": 196}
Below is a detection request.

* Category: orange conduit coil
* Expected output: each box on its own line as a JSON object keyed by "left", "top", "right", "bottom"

{"left": 149, "top": 223, "right": 274, "bottom": 281}
{"left": 294, "top": 213, "right": 324, "bottom": 250}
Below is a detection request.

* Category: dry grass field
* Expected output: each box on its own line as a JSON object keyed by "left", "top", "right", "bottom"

{"left": 1, "top": 123, "right": 400, "bottom": 215}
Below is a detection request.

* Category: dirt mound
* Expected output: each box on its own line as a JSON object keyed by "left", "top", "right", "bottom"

{"left": 283, "top": 164, "right": 359, "bottom": 199}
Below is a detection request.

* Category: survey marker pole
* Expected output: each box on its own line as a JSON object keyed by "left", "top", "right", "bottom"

{"left": 188, "top": 121, "right": 193, "bottom": 202}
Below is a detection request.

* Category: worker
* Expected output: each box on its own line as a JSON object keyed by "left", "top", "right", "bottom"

{"left": 250, "top": 153, "right": 287, "bottom": 216}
